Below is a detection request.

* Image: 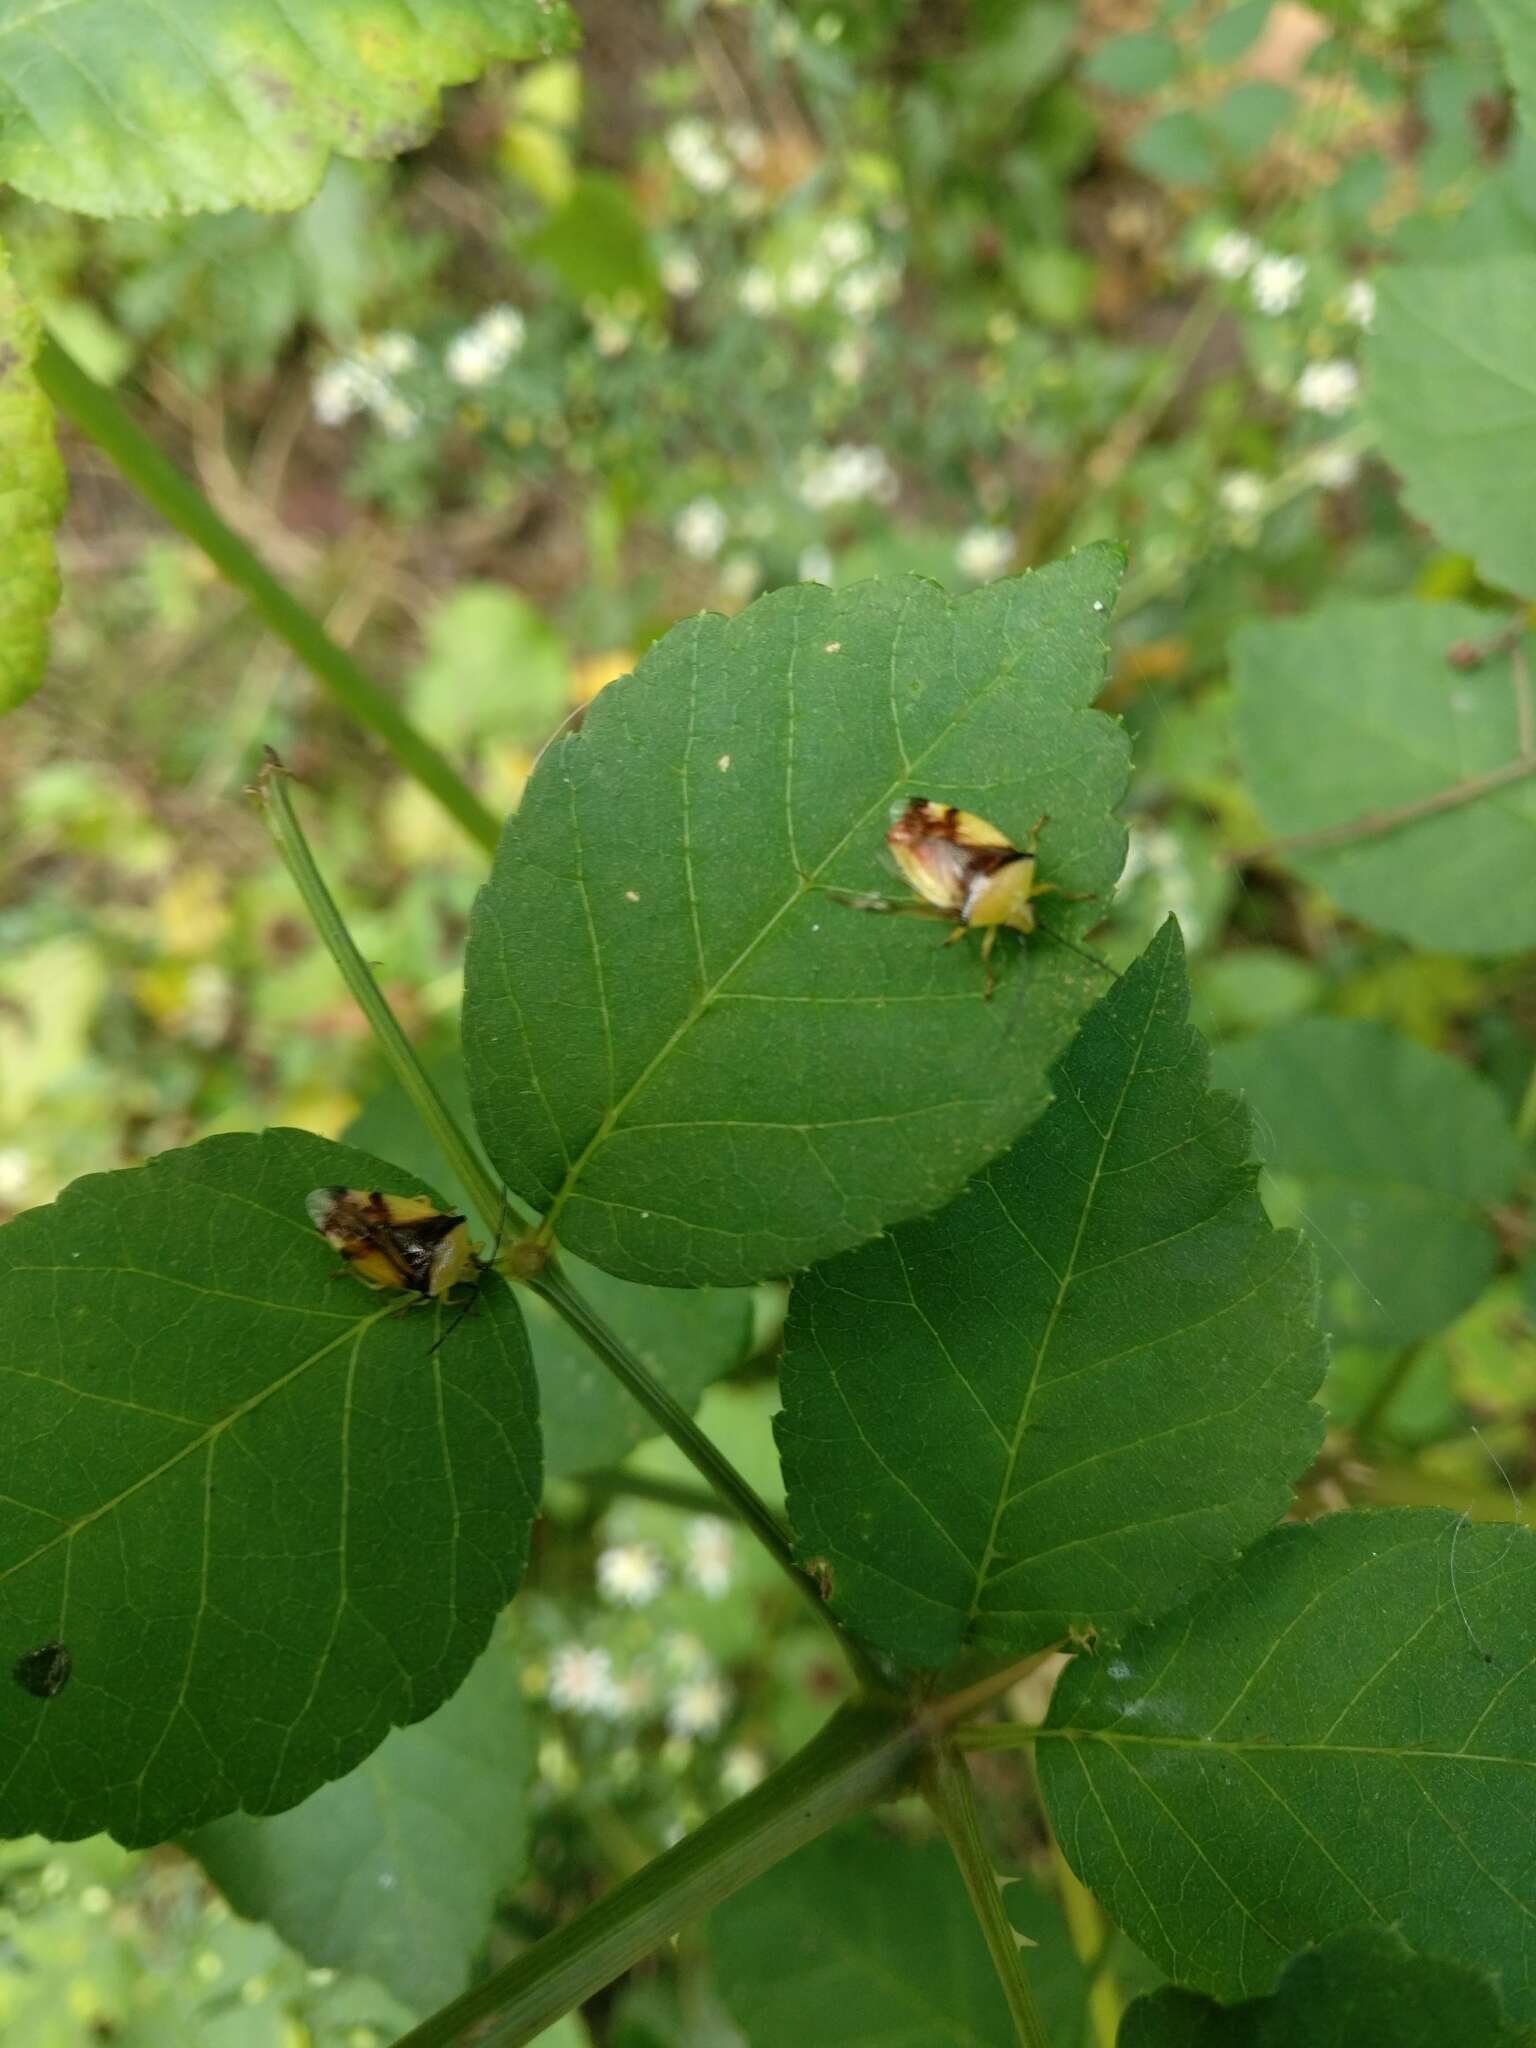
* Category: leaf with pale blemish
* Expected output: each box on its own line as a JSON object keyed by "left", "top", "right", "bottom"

{"left": 463, "top": 551, "right": 1131, "bottom": 1288}
{"left": 0, "top": 0, "right": 579, "bottom": 219}
{"left": 0, "top": 241, "right": 65, "bottom": 711}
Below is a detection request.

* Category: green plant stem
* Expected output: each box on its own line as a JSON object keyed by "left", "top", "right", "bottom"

{"left": 393, "top": 1702, "right": 919, "bottom": 2048}
{"left": 1517, "top": 1052, "right": 1536, "bottom": 1146}
{"left": 256, "top": 756, "right": 874, "bottom": 1672}
{"left": 1352, "top": 1341, "right": 1423, "bottom": 1448}
{"left": 36, "top": 337, "right": 500, "bottom": 855}
{"left": 953, "top": 1722, "right": 1037, "bottom": 1751}
{"left": 254, "top": 754, "right": 504, "bottom": 1224}
{"left": 923, "top": 1744, "right": 1053, "bottom": 2048}
{"left": 529, "top": 1261, "right": 880, "bottom": 1678}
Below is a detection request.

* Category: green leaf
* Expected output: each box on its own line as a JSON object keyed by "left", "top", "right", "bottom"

{"left": 1479, "top": 0, "right": 1536, "bottom": 136}
{"left": 1084, "top": 32, "right": 1182, "bottom": 95}
{"left": 1122, "top": 1927, "right": 1536, "bottom": 2048}
{"left": 0, "top": 1130, "right": 540, "bottom": 1847}
{"left": 0, "top": 0, "right": 579, "bottom": 219}
{"left": 345, "top": 1060, "right": 753, "bottom": 1479}
{"left": 0, "top": 242, "right": 66, "bottom": 711}
{"left": 710, "top": 1821, "right": 1088, "bottom": 2048}
{"left": 1039, "top": 1508, "right": 1536, "bottom": 2016}
{"left": 1231, "top": 601, "right": 1536, "bottom": 955}
{"left": 1125, "top": 111, "right": 1219, "bottom": 187}
{"left": 1213, "top": 1017, "right": 1521, "bottom": 1345}
{"left": 190, "top": 1630, "right": 532, "bottom": 2016}
{"left": 777, "top": 922, "right": 1324, "bottom": 1668}
{"left": 1198, "top": 0, "right": 1272, "bottom": 65}
{"left": 1366, "top": 257, "right": 1536, "bottom": 598}
{"left": 522, "top": 171, "right": 661, "bottom": 306}
{"left": 406, "top": 585, "right": 570, "bottom": 752}
{"left": 463, "top": 554, "right": 1131, "bottom": 1288}
{"left": 1204, "top": 83, "right": 1292, "bottom": 164}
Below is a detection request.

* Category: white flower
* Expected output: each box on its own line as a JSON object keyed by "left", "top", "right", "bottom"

{"left": 828, "top": 335, "right": 868, "bottom": 386}
{"left": 719, "top": 1744, "right": 767, "bottom": 1797}
{"left": 547, "top": 1644, "right": 622, "bottom": 1716}
{"left": 666, "top": 118, "right": 732, "bottom": 195}
{"left": 597, "top": 1542, "right": 666, "bottom": 1607}
{"left": 785, "top": 258, "right": 829, "bottom": 307}
{"left": 365, "top": 331, "right": 419, "bottom": 376}
{"left": 667, "top": 1674, "right": 732, "bottom": 1739}
{"left": 312, "top": 359, "right": 369, "bottom": 426}
{"left": 737, "top": 267, "right": 778, "bottom": 316}
{"left": 798, "top": 544, "right": 834, "bottom": 584}
{"left": 685, "top": 1517, "right": 735, "bottom": 1598}
{"left": 1218, "top": 471, "right": 1266, "bottom": 517}
{"left": 718, "top": 554, "right": 761, "bottom": 601}
{"left": 590, "top": 313, "right": 632, "bottom": 357}
{"left": 1250, "top": 254, "right": 1306, "bottom": 315}
{"left": 819, "top": 218, "right": 872, "bottom": 269}
{"left": 373, "top": 391, "right": 420, "bottom": 440}
{"left": 798, "top": 442, "right": 899, "bottom": 510}
{"left": 675, "top": 496, "right": 728, "bottom": 560}
{"left": 1341, "top": 278, "right": 1376, "bottom": 329}
{"left": 835, "top": 261, "right": 899, "bottom": 320}
{"left": 726, "top": 122, "right": 766, "bottom": 170}
{"left": 1207, "top": 230, "right": 1259, "bottom": 280}
{"left": 0, "top": 1148, "right": 32, "bottom": 1202}
{"left": 954, "top": 525, "right": 1015, "bottom": 582}
{"left": 1296, "top": 359, "right": 1360, "bottom": 415}
{"left": 1308, "top": 441, "right": 1361, "bottom": 489}
{"left": 445, "top": 305, "right": 525, "bottom": 387}
{"left": 660, "top": 247, "right": 703, "bottom": 298}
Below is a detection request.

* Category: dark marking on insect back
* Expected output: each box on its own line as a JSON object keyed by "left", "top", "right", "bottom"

{"left": 14, "top": 1640, "right": 72, "bottom": 1699}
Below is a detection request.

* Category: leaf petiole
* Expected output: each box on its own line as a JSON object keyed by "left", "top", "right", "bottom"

{"left": 923, "top": 1743, "right": 1054, "bottom": 2048}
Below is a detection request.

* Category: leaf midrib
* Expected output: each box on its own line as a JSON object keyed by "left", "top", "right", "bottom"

{"left": 0, "top": 1307, "right": 391, "bottom": 1590}
{"left": 1038, "top": 1728, "right": 1535, "bottom": 1767}
{"left": 964, "top": 931, "right": 1170, "bottom": 1632}
{"left": 534, "top": 636, "right": 1041, "bottom": 1240}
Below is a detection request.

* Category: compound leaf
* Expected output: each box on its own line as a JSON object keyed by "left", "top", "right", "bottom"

{"left": 0, "top": 1129, "right": 540, "bottom": 1846}
{"left": 1122, "top": 1927, "right": 1536, "bottom": 2048}
{"left": 0, "top": 241, "right": 66, "bottom": 711}
{"left": 1366, "top": 256, "right": 1536, "bottom": 599}
{"left": 1039, "top": 1509, "right": 1536, "bottom": 2016}
{"left": 190, "top": 1629, "right": 532, "bottom": 2016}
{"left": 1214, "top": 1017, "right": 1521, "bottom": 1345}
{"left": 1232, "top": 601, "right": 1536, "bottom": 955}
{"left": 0, "top": 0, "right": 579, "bottom": 219}
{"left": 464, "top": 553, "right": 1131, "bottom": 1289}
{"left": 777, "top": 921, "right": 1324, "bottom": 1668}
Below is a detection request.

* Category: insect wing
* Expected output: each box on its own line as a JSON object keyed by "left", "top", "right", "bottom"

{"left": 306, "top": 1187, "right": 469, "bottom": 1297}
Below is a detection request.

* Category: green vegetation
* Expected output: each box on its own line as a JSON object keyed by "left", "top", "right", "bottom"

{"left": 1, "top": 3, "right": 1534, "bottom": 2044}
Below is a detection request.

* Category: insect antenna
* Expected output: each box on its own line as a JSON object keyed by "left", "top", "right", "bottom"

{"left": 427, "top": 1188, "right": 512, "bottom": 1358}
{"left": 1034, "top": 920, "right": 1121, "bottom": 980}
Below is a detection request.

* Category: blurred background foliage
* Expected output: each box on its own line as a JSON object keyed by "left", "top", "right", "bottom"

{"left": 3, "top": 0, "right": 1535, "bottom": 2039}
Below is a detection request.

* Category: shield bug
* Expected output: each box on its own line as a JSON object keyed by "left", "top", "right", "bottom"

{"left": 305, "top": 1187, "right": 477, "bottom": 1303}
{"left": 836, "top": 799, "right": 1097, "bottom": 996}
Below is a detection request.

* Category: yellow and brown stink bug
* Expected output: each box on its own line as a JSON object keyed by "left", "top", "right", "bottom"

{"left": 305, "top": 1187, "right": 478, "bottom": 1303}
{"left": 838, "top": 798, "right": 1094, "bottom": 996}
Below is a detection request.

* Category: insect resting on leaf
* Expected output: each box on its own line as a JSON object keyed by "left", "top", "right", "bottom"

{"left": 835, "top": 798, "right": 1096, "bottom": 996}
{"left": 306, "top": 1186, "right": 512, "bottom": 1355}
